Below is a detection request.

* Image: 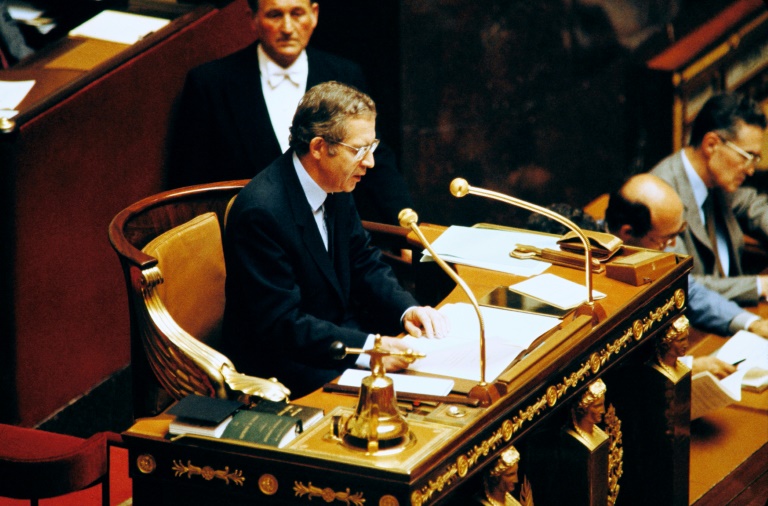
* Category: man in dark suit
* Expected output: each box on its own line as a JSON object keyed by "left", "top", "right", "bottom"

{"left": 221, "top": 81, "right": 446, "bottom": 397}
{"left": 168, "top": 0, "right": 412, "bottom": 225}
{"left": 650, "top": 93, "right": 768, "bottom": 305}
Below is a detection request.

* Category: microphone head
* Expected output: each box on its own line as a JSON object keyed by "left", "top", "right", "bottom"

{"left": 398, "top": 208, "right": 419, "bottom": 228}
{"left": 450, "top": 178, "right": 469, "bottom": 197}
{"left": 329, "top": 341, "right": 347, "bottom": 360}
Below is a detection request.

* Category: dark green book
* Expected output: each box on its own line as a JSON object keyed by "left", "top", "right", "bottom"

{"left": 221, "top": 410, "right": 302, "bottom": 448}
{"left": 252, "top": 400, "right": 324, "bottom": 431}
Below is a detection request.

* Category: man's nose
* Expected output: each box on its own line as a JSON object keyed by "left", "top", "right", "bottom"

{"left": 361, "top": 150, "right": 375, "bottom": 168}
{"left": 280, "top": 14, "right": 295, "bottom": 32}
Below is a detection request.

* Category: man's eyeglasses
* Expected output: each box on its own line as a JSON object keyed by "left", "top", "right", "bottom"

{"left": 648, "top": 222, "right": 687, "bottom": 249}
{"left": 334, "top": 139, "right": 380, "bottom": 162}
{"left": 718, "top": 135, "right": 762, "bottom": 166}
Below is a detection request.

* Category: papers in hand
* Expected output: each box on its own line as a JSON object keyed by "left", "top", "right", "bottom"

{"left": 339, "top": 369, "right": 454, "bottom": 396}
{"left": 509, "top": 273, "right": 606, "bottom": 310}
{"left": 691, "top": 370, "right": 743, "bottom": 420}
{"left": 421, "top": 225, "right": 561, "bottom": 277}
{"left": 399, "top": 303, "right": 561, "bottom": 382}
{"left": 69, "top": 10, "right": 170, "bottom": 45}
{"left": 715, "top": 330, "right": 768, "bottom": 392}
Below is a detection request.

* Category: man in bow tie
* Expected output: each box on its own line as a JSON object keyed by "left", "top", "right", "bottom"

{"left": 168, "top": 0, "right": 413, "bottom": 225}
{"left": 650, "top": 92, "right": 768, "bottom": 305}
{"left": 222, "top": 81, "right": 447, "bottom": 397}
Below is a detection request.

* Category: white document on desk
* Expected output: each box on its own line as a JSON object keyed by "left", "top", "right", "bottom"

{"left": 420, "top": 225, "right": 559, "bottom": 277}
{"left": 0, "top": 80, "right": 35, "bottom": 115}
{"left": 509, "top": 273, "right": 606, "bottom": 310}
{"left": 69, "top": 10, "right": 170, "bottom": 44}
{"left": 401, "top": 302, "right": 561, "bottom": 381}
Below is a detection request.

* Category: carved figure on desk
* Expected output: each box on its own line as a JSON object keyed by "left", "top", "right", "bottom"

{"left": 653, "top": 315, "right": 692, "bottom": 383}
{"left": 567, "top": 378, "right": 609, "bottom": 451}
{"left": 474, "top": 445, "right": 534, "bottom": 506}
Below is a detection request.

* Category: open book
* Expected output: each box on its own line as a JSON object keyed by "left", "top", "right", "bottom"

{"left": 715, "top": 330, "right": 768, "bottom": 393}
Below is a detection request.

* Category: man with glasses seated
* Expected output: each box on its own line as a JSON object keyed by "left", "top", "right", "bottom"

{"left": 168, "top": 0, "right": 412, "bottom": 225}
{"left": 650, "top": 92, "right": 768, "bottom": 305}
{"left": 605, "top": 174, "right": 768, "bottom": 378}
{"left": 221, "top": 82, "right": 447, "bottom": 397}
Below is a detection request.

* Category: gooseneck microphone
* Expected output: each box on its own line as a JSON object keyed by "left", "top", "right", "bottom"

{"left": 399, "top": 208, "right": 501, "bottom": 406}
{"left": 449, "top": 178, "right": 604, "bottom": 323}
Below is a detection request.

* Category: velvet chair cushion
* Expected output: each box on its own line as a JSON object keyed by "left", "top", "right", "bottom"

{"left": 0, "top": 425, "right": 119, "bottom": 499}
{"left": 142, "top": 212, "right": 226, "bottom": 347}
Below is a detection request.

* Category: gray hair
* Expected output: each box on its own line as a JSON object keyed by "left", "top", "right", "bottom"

{"left": 289, "top": 81, "right": 377, "bottom": 155}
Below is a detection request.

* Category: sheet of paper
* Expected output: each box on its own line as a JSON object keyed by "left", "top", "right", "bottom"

{"left": 690, "top": 370, "right": 742, "bottom": 420}
{"left": 420, "top": 225, "right": 560, "bottom": 277}
{"left": 509, "top": 273, "right": 606, "bottom": 310}
{"left": 0, "top": 80, "right": 35, "bottom": 112}
{"left": 69, "top": 10, "right": 170, "bottom": 45}
{"left": 338, "top": 369, "right": 454, "bottom": 396}
{"left": 400, "top": 302, "right": 561, "bottom": 381}
{"left": 715, "top": 330, "right": 768, "bottom": 391}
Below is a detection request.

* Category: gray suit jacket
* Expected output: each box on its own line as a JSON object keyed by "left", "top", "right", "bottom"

{"left": 651, "top": 151, "right": 768, "bottom": 304}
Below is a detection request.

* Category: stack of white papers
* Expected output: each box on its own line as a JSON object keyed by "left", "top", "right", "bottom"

{"left": 715, "top": 330, "right": 768, "bottom": 392}
{"left": 421, "top": 225, "right": 560, "bottom": 277}
{"left": 400, "top": 303, "right": 561, "bottom": 382}
{"left": 0, "top": 80, "right": 35, "bottom": 118}
{"left": 509, "top": 273, "right": 606, "bottom": 310}
{"left": 69, "top": 10, "right": 170, "bottom": 45}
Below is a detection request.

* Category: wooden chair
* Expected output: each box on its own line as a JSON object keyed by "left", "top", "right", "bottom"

{"left": 108, "top": 180, "right": 290, "bottom": 419}
{"left": 0, "top": 425, "right": 122, "bottom": 505}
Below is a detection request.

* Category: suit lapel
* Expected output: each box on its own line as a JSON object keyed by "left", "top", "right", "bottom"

{"left": 281, "top": 157, "right": 344, "bottom": 298}
{"left": 227, "top": 45, "right": 283, "bottom": 170}
{"left": 671, "top": 155, "right": 711, "bottom": 252}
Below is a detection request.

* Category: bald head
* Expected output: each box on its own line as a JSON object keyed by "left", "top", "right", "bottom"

{"left": 606, "top": 174, "right": 685, "bottom": 250}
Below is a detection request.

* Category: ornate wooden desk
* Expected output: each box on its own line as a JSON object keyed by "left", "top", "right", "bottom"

{"left": 123, "top": 226, "right": 694, "bottom": 505}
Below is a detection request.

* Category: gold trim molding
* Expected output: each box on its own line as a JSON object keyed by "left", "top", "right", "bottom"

{"left": 293, "top": 482, "right": 365, "bottom": 505}
{"left": 412, "top": 291, "right": 682, "bottom": 506}
{"left": 171, "top": 459, "right": 245, "bottom": 486}
{"left": 605, "top": 404, "right": 624, "bottom": 506}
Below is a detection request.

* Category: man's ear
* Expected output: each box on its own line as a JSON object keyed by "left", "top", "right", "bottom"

{"left": 311, "top": 2, "right": 320, "bottom": 29}
{"left": 701, "top": 131, "right": 721, "bottom": 160}
{"left": 309, "top": 137, "right": 324, "bottom": 160}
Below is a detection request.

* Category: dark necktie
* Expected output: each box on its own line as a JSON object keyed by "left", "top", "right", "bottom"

{"left": 323, "top": 195, "right": 335, "bottom": 260}
{"left": 703, "top": 192, "right": 725, "bottom": 277}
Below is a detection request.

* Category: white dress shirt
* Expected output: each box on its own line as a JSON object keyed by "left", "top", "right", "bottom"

{"left": 258, "top": 45, "right": 309, "bottom": 153}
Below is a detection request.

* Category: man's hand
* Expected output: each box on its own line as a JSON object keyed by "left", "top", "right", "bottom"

{"left": 692, "top": 356, "right": 736, "bottom": 379}
{"left": 760, "top": 275, "right": 768, "bottom": 300}
{"left": 403, "top": 306, "right": 449, "bottom": 338}
{"left": 748, "top": 318, "right": 768, "bottom": 338}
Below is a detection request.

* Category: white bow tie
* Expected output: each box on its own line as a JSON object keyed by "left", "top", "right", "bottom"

{"left": 267, "top": 65, "right": 301, "bottom": 88}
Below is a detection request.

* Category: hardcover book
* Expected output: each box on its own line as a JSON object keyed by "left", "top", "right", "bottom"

{"left": 221, "top": 410, "right": 302, "bottom": 448}
{"left": 166, "top": 395, "right": 244, "bottom": 438}
{"left": 252, "top": 400, "right": 325, "bottom": 430}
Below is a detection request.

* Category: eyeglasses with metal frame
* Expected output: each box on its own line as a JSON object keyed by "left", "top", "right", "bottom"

{"left": 717, "top": 134, "right": 762, "bottom": 166}
{"left": 334, "top": 139, "right": 380, "bottom": 162}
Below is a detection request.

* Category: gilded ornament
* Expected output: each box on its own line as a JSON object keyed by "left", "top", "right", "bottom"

{"left": 545, "top": 386, "right": 558, "bottom": 407}
{"left": 674, "top": 288, "right": 685, "bottom": 308}
{"left": 411, "top": 490, "right": 424, "bottom": 506}
{"left": 259, "top": 473, "right": 278, "bottom": 495}
{"left": 136, "top": 454, "right": 156, "bottom": 474}
{"left": 380, "top": 495, "right": 400, "bottom": 506}
{"left": 632, "top": 320, "right": 643, "bottom": 341}
{"left": 589, "top": 353, "right": 601, "bottom": 373}
{"left": 501, "top": 420, "right": 513, "bottom": 441}
{"left": 201, "top": 466, "right": 215, "bottom": 480}
{"left": 457, "top": 455, "right": 469, "bottom": 477}
{"left": 293, "top": 482, "right": 365, "bottom": 506}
